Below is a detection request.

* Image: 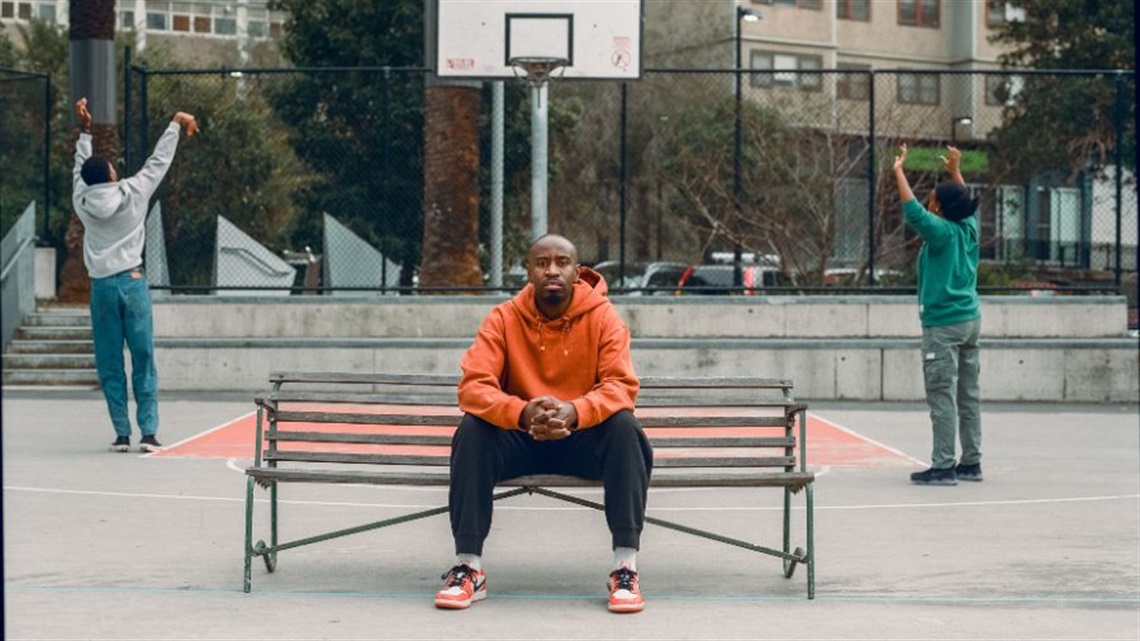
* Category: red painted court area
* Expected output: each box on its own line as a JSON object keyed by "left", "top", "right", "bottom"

{"left": 155, "top": 405, "right": 913, "bottom": 467}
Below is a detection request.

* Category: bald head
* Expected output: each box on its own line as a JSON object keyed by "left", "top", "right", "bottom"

{"left": 528, "top": 234, "right": 578, "bottom": 263}
{"left": 526, "top": 234, "right": 579, "bottom": 319}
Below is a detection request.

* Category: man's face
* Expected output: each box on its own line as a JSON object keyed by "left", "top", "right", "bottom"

{"left": 527, "top": 237, "right": 579, "bottom": 309}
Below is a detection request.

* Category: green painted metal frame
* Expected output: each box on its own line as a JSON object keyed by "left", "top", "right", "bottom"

{"left": 242, "top": 376, "right": 815, "bottom": 599}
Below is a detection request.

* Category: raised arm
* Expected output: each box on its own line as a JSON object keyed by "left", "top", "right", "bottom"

{"left": 892, "top": 143, "right": 915, "bottom": 203}
{"left": 940, "top": 145, "right": 965, "bottom": 187}
{"left": 73, "top": 97, "right": 92, "bottom": 191}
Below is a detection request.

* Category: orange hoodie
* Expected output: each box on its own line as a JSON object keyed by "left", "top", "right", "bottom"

{"left": 458, "top": 266, "right": 639, "bottom": 430}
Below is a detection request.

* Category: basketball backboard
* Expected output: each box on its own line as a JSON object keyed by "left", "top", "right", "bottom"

{"left": 435, "top": 0, "right": 642, "bottom": 80}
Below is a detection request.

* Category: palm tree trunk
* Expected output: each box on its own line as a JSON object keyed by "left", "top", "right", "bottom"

{"left": 419, "top": 84, "right": 483, "bottom": 291}
{"left": 59, "top": 0, "right": 117, "bottom": 303}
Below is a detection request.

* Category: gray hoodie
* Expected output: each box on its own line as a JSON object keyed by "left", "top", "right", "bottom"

{"left": 72, "top": 122, "right": 182, "bottom": 278}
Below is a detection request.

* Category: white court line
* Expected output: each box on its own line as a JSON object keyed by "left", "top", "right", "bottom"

{"left": 5, "top": 485, "right": 1137, "bottom": 512}
{"left": 811, "top": 412, "right": 928, "bottom": 467}
{"left": 140, "top": 410, "right": 257, "bottom": 459}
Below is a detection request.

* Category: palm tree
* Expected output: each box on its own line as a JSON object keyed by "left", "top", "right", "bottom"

{"left": 58, "top": 0, "right": 117, "bottom": 303}
{"left": 418, "top": 83, "right": 483, "bottom": 291}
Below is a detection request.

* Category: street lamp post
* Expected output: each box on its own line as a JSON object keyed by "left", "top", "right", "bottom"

{"left": 733, "top": 6, "right": 761, "bottom": 289}
{"left": 951, "top": 115, "right": 973, "bottom": 144}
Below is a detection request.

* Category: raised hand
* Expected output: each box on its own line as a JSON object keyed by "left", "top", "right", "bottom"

{"left": 892, "top": 143, "right": 908, "bottom": 172}
{"left": 173, "top": 111, "right": 199, "bottom": 137}
{"left": 75, "top": 97, "right": 92, "bottom": 130}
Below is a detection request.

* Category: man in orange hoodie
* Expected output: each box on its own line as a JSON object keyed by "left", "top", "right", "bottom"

{"left": 435, "top": 234, "right": 653, "bottom": 614}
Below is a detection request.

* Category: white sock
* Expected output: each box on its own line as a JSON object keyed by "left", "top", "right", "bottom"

{"left": 612, "top": 547, "right": 637, "bottom": 572}
{"left": 456, "top": 553, "right": 482, "bottom": 571}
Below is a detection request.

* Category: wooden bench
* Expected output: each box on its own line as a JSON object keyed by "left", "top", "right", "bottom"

{"left": 243, "top": 372, "right": 816, "bottom": 598}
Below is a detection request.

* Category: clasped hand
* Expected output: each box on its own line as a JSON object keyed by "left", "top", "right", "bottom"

{"left": 522, "top": 395, "right": 578, "bottom": 441}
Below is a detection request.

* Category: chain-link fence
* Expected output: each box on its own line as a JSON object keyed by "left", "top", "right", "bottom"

{"left": 125, "top": 65, "right": 1136, "bottom": 299}
{"left": 0, "top": 68, "right": 50, "bottom": 241}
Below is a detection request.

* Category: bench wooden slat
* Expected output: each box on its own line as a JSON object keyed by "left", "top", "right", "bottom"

{"left": 264, "top": 430, "right": 796, "bottom": 449}
{"left": 269, "top": 371, "right": 795, "bottom": 391}
{"left": 260, "top": 450, "right": 795, "bottom": 469}
{"left": 272, "top": 411, "right": 459, "bottom": 426}
{"left": 266, "top": 410, "right": 790, "bottom": 429}
{"left": 267, "top": 430, "right": 454, "bottom": 446}
{"left": 258, "top": 393, "right": 803, "bottom": 412}
{"left": 246, "top": 468, "right": 815, "bottom": 490}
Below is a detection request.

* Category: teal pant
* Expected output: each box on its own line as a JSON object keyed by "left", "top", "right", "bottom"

{"left": 921, "top": 318, "right": 982, "bottom": 470}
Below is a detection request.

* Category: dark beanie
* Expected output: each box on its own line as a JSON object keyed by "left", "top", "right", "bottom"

{"left": 935, "top": 182, "right": 978, "bottom": 222}
{"left": 81, "top": 155, "right": 113, "bottom": 185}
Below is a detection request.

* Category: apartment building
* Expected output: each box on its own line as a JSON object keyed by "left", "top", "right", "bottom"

{"left": 645, "top": 0, "right": 1023, "bottom": 143}
{"left": 1, "top": 0, "right": 287, "bottom": 66}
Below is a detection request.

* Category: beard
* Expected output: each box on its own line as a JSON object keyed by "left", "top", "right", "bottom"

{"left": 537, "top": 288, "right": 568, "bottom": 308}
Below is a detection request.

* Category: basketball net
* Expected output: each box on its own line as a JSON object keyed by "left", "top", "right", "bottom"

{"left": 508, "top": 56, "right": 569, "bottom": 88}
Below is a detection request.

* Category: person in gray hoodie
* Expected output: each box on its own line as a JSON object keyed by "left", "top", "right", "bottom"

{"left": 72, "top": 96, "right": 197, "bottom": 453}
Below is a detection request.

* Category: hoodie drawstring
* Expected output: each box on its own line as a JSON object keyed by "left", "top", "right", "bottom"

{"left": 535, "top": 317, "right": 571, "bottom": 356}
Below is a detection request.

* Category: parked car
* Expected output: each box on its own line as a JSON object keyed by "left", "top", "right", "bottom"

{"left": 592, "top": 260, "right": 645, "bottom": 291}
{"left": 593, "top": 260, "right": 687, "bottom": 295}
{"left": 636, "top": 261, "right": 688, "bottom": 295}
{"left": 675, "top": 264, "right": 786, "bottom": 295}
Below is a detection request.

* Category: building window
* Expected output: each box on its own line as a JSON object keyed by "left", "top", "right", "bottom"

{"left": 897, "top": 72, "right": 940, "bottom": 105}
{"left": 35, "top": 2, "right": 54, "bottom": 22}
{"left": 750, "top": 51, "right": 823, "bottom": 91}
{"left": 986, "top": 0, "right": 1025, "bottom": 27}
{"left": 248, "top": 20, "right": 268, "bottom": 38}
{"left": 770, "top": 0, "right": 823, "bottom": 9}
{"left": 985, "top": 74, "right": 1023, "bottom": 106}
{"left": 146, "top": 11, "right": 167, "bottom": 30}
{"left": 269, "top": 21, "right": 283, "bottom": 38}
{"left": 215, "top": 17, "right": 236, "bottom": 35}
{"left": 194, "top": 15, "right": 210, "bottom": 33}
{"left": 836, "top": 0, "right": 871, "bottom": 21}
{"left": 898, "top": 0, "right": 939, "bottom": 28}
{"left": 837, "top": 63, "right": 871, "bottom": 100}
{"left": 172, "top": 14, "right": 190, "bottom": 31}
{"left": 0, "top": 3, "right": 13, "bottom": 19}
{"left": 120, "top": 9, "right": 134, "bottom": 29}
{"left": 17, "top": 1, "right": 30, "bottom": 19}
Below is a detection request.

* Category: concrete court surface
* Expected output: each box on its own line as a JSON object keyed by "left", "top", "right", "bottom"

{"left": 2, "top": 388, "right": 1138, "bottom": 641}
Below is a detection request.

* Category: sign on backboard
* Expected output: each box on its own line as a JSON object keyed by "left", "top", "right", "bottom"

{"left": 435, "top": 0, "right": 642, "bottom": 80}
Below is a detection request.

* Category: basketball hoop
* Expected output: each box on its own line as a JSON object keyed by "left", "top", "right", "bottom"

{"left": 508, "top": 56, "right": 569, "bottom": 88}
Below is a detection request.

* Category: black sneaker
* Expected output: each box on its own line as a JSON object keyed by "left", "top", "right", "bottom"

{"left": 955, "top": 463, "right": 983, "bottom": 482}
{"left": 139, "top": 435, "right": 163, "bottom": 453}
{"left": 910, "top": 467, "right": 957, "bottom": 486}
{"left": 110, "top": 436, "right": 130, "bottom": 453}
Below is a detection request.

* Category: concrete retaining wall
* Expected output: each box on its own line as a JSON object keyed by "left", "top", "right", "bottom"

{"left": 153, "top": 295, "right": 1139, "bottom": 402}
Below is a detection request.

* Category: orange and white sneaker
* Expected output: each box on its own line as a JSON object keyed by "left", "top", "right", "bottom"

{"left": 434, "top": 564, "right": 487, "bottom": 610}
{"left": 607, "top": 567, "right": 645, "bottom": 613}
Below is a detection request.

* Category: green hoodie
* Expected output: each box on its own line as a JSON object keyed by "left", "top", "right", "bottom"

{"left": 903, "top": 197, "right": 981, "bottom": 328}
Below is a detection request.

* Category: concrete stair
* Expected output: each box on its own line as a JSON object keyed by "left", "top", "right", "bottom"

{"left": 3, "top": 307, "right": 99, "bottom": 387}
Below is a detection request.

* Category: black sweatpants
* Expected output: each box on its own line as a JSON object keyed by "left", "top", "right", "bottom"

{"left": 448, "top": 409, "right": 653, "bottom": 556}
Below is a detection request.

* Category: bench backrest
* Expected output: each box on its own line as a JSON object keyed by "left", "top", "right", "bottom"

{"left": 252, "top": 371, "right": 809, "bottom": 481}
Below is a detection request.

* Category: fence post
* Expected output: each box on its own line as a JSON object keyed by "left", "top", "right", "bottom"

{"left": 1113, "top": 71, "right": 1124, "bottom": 288}
{"left": 42, "top": 73, "right": 50, "bottom": 241}
{"left": 124, "top": 46, "right": 131, "bottom": 175}
{"left": 867, "top": 70, "right": 876, "bottom": 285}
{"left": 619, "top": 82, "right": 628, "bottom": 287}
{"left": 140, "top": 65, "right": 149, "bottom": 173}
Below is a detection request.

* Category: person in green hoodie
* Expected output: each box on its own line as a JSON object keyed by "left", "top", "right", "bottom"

{"left": 892, "top": 144, "right": 983, "bottom": 486}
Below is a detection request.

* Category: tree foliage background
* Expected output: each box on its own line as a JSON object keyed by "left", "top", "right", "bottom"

{"left": 988, "top": 0, "right": 1135, "bottom": 183}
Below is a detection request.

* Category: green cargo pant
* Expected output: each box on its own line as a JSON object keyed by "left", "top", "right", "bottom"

{"left": 921, "top": 318, "right": 982, "bottom": 470}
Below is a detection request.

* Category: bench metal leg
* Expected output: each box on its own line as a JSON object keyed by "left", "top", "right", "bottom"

{"left": 529, "top": 486, "right": 804, "bottom": 564}
{"left": 806, "top": 482, "right": 815, "bottom": 599}
{"left": 243, "top": 476, "right": 255, "bottom": 593}
{"left": 245, "top": 486, "right": 531, "bottom": 578}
